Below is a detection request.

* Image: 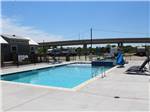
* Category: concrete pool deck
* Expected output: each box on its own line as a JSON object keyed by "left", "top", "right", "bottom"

{"left": 0, "top": 60, "right": 149, "bottom": 111}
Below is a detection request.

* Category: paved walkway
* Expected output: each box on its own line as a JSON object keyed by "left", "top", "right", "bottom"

{"left": 0, "top": 61, "right": 149, "bottom": 111}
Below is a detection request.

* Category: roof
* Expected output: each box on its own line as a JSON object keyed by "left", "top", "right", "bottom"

{"left": 1, "top": 34, "right": 29, "bottom": 40}
{"left": 1, "top": 34, "right": 38, "bottom": 45}
{"left": 0, "top": 36, "right": 8, "bottom": 44}
{"left": 26, "top": 37, "right": 39, "bottom": 45}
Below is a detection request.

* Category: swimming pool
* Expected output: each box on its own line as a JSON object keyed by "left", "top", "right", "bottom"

{"left": 1, "top": 63, "right": 111, "bottom": 89}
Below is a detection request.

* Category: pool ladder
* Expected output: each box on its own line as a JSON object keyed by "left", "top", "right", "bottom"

{"left": 91, "top": 67, "right": 106, "bottom": 78}
{"left": 101, "top": 66, "right": 106, "bottom": 78}
{"left": 91, "top": 68, "right": 99, "bottom": 78}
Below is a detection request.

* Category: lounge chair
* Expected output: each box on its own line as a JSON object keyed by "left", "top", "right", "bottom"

{"left": 126, "top": 57, "right": 150, "bottom": 73}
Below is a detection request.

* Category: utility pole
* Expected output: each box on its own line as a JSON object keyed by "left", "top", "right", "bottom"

{"left": 78, "top": 33, "right": 80, "bottom": 40}
{"left": 43, "top": 40, "right": 44, "bottom": 50}
{"left": 90, "top": 28, "right": 93, "bottom": 53}
{"left": 42, "top": 40, "right": 46, "bottom": 62}
{"left": 90, "top": 28, "right": 93, "bottom": 61}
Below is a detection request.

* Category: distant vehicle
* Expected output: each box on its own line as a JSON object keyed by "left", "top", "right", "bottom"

{"left": 47, "top": 48, "right": 61, "bottom": 56}
{"left": 47, "top": 48, "right": 76, "bottom": 56}
{"left": 136, "top": 47, "right": 146, "bottom": 56}
{"left": 47, "top": 49, "right": 53, "bottom": 54}
{"left": 61, "top": 49, "right": 70, "bottom": 55}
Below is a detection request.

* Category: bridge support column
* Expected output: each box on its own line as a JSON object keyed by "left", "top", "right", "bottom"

{"left": 83, "top": 44, "right": 87, "bottom": 61}
{"left": 49, "top": 45, "right": 52, "bottom": 49}
{"left": 52, "top": 45, "right": 57, "bottom": 49}
{"left": 118, "top": 42, "right": 123, "bottom": 47}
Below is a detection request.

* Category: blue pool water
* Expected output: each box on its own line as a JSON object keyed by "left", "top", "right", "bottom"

{"left": 1, "top": 64, "right": 111, "bottom": 88}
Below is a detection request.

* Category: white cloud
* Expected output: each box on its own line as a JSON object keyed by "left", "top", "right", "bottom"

{"left": 0, "top": 17, "right": 64, "bottom": 42}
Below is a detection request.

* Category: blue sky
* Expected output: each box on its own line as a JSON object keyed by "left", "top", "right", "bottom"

{"left": 1, "top": 1, "right": 149, "bottom": 42}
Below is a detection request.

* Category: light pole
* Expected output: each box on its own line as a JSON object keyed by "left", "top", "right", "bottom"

{"left": 90, "top": 28, "right": 93, "bottom": 52}
{"left": 90, "top": 28, "right": 93, "bottom": 61}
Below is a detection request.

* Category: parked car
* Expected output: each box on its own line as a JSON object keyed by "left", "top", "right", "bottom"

{"left": 136, "top": 47, "right": 146, "bottom": 56}
{"left": 47, "top": 48, "right": 60, "bottom": 56}
{"left": 47, "top": 48, "right": 76, "bottom": 56}
{"left": 47, "top": 49, "right": 53, "bottom": 54}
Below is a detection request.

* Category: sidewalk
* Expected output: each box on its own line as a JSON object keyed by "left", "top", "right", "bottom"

{"left": 0, "top": 60, "right": 149, "bottom": 111}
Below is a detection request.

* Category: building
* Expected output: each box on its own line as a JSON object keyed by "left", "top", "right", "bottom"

{"left": 0, "top": 34, "right": 38, "bottom": 66}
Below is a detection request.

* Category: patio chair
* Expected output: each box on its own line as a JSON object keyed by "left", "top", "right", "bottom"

{"left": 126, "top": 57, "right": 150, "bottom": 73}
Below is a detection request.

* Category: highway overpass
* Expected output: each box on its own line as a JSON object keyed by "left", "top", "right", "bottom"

{"left": 39, "top": 37, "right": 150, "bottom": 48}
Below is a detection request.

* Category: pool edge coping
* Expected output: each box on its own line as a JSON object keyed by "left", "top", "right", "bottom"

{"left": 0, "top": 61, "right": 75, "bottom": 76}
